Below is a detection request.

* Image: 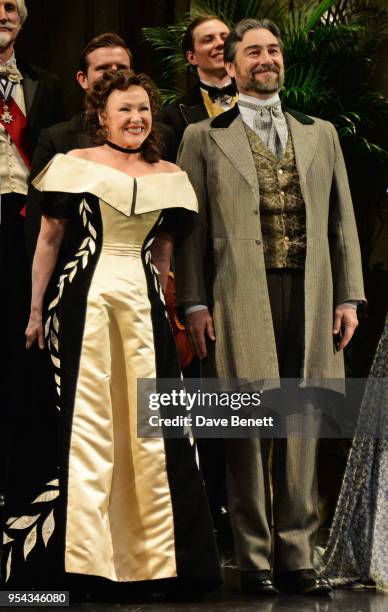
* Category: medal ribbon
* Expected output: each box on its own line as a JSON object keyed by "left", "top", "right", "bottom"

{"left": 0, "top": 95, "right": 31, "bottom": 170}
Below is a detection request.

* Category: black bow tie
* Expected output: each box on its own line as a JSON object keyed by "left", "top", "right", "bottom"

{"left": 200, "top": 82, "right": 236, "bottom": 102}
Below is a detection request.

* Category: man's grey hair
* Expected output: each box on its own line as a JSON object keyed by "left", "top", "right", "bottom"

{"left": 224, "top": 18, "right": 284, "bottom": 64}
{"left": 15, "top": 0, "right": 28, "bottom": 24}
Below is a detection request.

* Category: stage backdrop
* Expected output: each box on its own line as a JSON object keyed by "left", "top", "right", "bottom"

{"left": 17, "top": 0, "right": 189, "bottom": 117}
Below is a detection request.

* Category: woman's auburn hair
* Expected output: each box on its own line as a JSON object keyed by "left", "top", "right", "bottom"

{"left": 85, "top": 70, "right": 162, "bottom": 163}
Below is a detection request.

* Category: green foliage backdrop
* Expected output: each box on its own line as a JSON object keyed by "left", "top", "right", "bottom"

{"left": 143, "top": 0, "right": 388, "bottom": 159}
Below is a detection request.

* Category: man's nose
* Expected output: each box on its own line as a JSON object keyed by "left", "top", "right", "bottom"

{"left": 0, "top": 6, "right": 7, "bottom": 20}
{"left": 258, "top": 49, "right": 273, "bottom": 64}
{"left": 214, "top": 36, "right": 225, "bottom": 48}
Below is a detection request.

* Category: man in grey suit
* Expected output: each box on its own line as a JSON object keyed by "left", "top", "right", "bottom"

{"left": 175, "top": 19, "right": 365, "bottom": 595}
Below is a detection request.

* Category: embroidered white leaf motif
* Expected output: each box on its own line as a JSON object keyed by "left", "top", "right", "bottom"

{"left": 3, "top": 533, "right": 14, "bottom": 544}
{"left": 51, "top": 355, "right": 60, "bottom": 369}
{"left": 64, "top": 260, "right": 77, "bottom": 270}
{"left": 46, "top": 479, "right": 59, "bottom": 486}
{"left": 53, "top": 314, "right": 59, "bottom": 333}
{"left": 42, "top": 509, "right": 55, "bottom": 547}
{"left": 79, "top": 237, "right": 89, "bottom": 250}
{"left": 58, "top": 274, "right": 67, "bottom": 284}
{"left": 9, "top": 515, "right": 39, "bottom": 530}
{"left": 89, "top": 240, "right": 96, "bottom": 255}
{"left": 23, "top": 524, "right": 37, "bottom": 560}
{"left": 69, "top": 267, "right": 77, "bottom": 283}
{"left": 82, "top": 253, "right": 88, "bottom": 269}
{"left": 44, "top": 316, "right": 51, "bottom": 338}
{"left": 5, "top": 548, "right": 12, "bottom": 582}
{"left": 50, "top": 331, "right": 59, "bottom": 352}
{"left": 144, "top": 238, "right": 154, "bottom": 250}
{"left": 32, "top": 489, "right": 59, "bottom": 504}
{"left": 82, "top": 211, "right": 87, "bottom": 226}
{"left": 88, "top": 223, "right": 96, "bottom": 239}
{"left": 55, "top": 374, "right": 61, "bottom": 387}
{"left": 145, "top": 251, "right": 151, "bottom": 263}
{"left": 48, "top": 295, "right": 59, "bottom": 310}
{"left": 56, "top": 386, "right": 61, "bottom": 396}
{"left": 154, "top": 274, "right": 159, "bottom": 293}
{"left": 83, "top": 200, "right": 92, "bottom": 213}
{"left": 6, "top": 517, "right": 17, "bottom": 526}
{"left": 76, "top": 249, "right": 88, "bottom": 257}
{"left": 79, "top": 202, "right": 84, "bottom": 214}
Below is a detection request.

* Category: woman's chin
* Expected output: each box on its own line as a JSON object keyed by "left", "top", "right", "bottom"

{"left": 121, "top": 139, "right": 144, "bottom": 150}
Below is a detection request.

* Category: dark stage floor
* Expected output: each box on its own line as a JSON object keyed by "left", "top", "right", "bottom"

{"left": 69, "top": 582, "right": 387, "bottom": 612}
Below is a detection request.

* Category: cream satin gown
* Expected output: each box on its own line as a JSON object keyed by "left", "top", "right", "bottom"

{"left": 2, "top": 155, "right": 220, "bottom": 587}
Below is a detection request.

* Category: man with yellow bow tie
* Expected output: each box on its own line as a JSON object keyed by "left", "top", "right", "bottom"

{"left": 158, "top": 15, "right": 238, "bottom": 159}
{"left": 0, "top": 0, "right": 63, "bottom": 527}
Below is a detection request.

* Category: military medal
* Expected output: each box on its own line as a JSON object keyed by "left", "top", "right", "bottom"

{"left": 1, "top": 102, "right": 14, "bottom": 124}
{"left": 0, "top": 70, "right": 18, "bottom": 125}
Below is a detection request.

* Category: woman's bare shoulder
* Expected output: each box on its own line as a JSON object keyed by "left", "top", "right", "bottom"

{"left": 155, "top": 160, "right": 183, "bottom": 174}
{"left": 66, "top": 147, "right": 102, "bottom": 160}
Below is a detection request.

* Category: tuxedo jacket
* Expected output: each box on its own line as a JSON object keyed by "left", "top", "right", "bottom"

{"left": 25, "top": 113, "right": 177, "bottom": 262}
{"left": 157, "top": 83, "right": 209, "bottom": 160}
{"left": 18, "top": 58, "right": 64, "bottom": 151}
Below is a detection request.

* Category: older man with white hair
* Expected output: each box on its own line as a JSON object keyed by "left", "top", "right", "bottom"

{"left": 0, "top": 0, "right": 63, "bottom": 520}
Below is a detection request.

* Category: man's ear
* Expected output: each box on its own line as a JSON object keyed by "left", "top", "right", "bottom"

{"left": 225, "top": 62, "right": 236, "bottom": 80}
{"left": 186, "top": 50, "right": 198, "bottom": 68}
{"left": 76, "top": 70, "right": 89, "bottom": 91}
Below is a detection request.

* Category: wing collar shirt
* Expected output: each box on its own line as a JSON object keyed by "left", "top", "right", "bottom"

{"left": 200, "top": 79, "right": 236, "bottom": 111}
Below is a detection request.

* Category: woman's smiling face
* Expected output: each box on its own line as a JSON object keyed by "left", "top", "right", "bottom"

{"left": 100, "top": 85, "right": 152, "bottom": 149}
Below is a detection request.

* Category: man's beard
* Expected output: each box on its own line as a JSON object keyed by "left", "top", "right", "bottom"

{"left": 244, "top": 64, "right": 284, "bottom": 95}
{"left": 0, "top": 31, "right": 12, "bottom": 50}
{"left": 0, "top": 23, "right": 19, "bottom": 51}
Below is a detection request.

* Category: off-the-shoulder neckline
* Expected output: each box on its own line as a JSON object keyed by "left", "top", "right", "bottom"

{"left": 59, "top": 153, "right": 186, "bottom": 181}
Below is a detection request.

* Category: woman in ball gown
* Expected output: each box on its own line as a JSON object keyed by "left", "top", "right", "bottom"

{"left": 322, "top": 313, "right": 388, "bottom": 591}
{"left": 2, "top": 70, "right": 220, "bottom": 590}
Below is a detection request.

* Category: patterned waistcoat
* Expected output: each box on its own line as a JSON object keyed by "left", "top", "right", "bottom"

{"left": 245, "top": 124, "right": 306, "bottom": 269}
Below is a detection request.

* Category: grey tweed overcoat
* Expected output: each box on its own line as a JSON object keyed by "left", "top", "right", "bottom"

{"left": 175, "top": 106, "right": 365, "bottom": 388}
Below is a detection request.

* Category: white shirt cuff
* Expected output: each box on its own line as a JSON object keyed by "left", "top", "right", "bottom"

{"left": 185, "top": 305, "right": 208, "bottom": 316}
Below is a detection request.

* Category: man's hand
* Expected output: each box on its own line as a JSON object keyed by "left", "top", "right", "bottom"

{"left": 333, "top": 305, "right": 359, "bottom": 351}
{"left": 186, "top": 309, "right": 215, "bottom": 359}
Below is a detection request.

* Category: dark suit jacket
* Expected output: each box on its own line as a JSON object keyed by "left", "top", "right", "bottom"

{"left": 157, "top": 83, "right": 209, "bottom": 160}
{"left": 18, "top": 58, "right": 64, "bottom": 151}
{"left": 25, "top": 113, "right": 177, "bottom": 262}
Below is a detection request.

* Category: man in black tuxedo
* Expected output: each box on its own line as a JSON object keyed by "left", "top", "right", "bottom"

{"left": 26, "top": 32, "right": 176, "bottom": 262}
{"left": 0, "top": 0, "right": 64, "bottom": 512}
{"left": 158, "top": 15, "right": 238, "bottom": 158}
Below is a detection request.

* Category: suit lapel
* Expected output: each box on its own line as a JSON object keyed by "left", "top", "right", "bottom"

{"left": 286, "top": 112, "right": 319, "bottom": 189}
{"left": 209, "top": 114, "right": 259, "bottom": 195}
{"left": 22, "top": 73, "right": 38, "bottom": 116}
{"left": 179, "top": 102, "right": 208, "bottom": 126}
